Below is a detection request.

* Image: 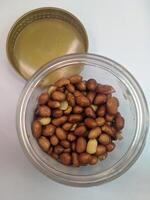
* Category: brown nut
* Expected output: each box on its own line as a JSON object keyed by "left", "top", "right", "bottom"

{"left": 52, "top": 116, "right": 67, "bottom": 126}
{"left": 69, "top": 74, "right": 82, "bottom": 84}
{"left": 89, "top": 156, "right": 98, "bottom": 165}
{"left": 96, "top": 117, "right": 105, "bottom": 126}
{"left": 38, "top": 105, "right": 51, "bottom": 117}
{"left": 96, "top": 84, "right": 115, "bottom": 94}
{"left": 60, "top": 152, "right": 71, "bottom": 165}
{"left": 42, "top": 124, "right": 56, "bottom": 136}
{"left": 94, "top": 94, "right": 107, "bottom": 105}
{"left": 85, "top": 107, "right": 96, "bottom": 118}
{"left": 68, "top": 114, "right": 82, "bottom": 123}
{"left": 51, "top": 91, "right": 66, "bottom": 101}
{"left": 72, "top": 152, "right": 80, "bottom": 167}
{"left": 76, "top": 95, "right": 90, "bottom": 107}
{"left": 76, "top": 81, "right": 86, "bottom": 91}
{"left": 97, "top": 105, "right": 106, "bottom": 117}
{"left": 98, "top": 134, "right": 111, "bottom": 145}
{"left": 74, "top": 125, "right": 87, "bottom": 136}
{"left": 38, "top": 136, "right": 50, "bottom": 152}
{"left": 76, "top": 137, "right": 87, "bottom": 153}
{"left": 73, "top": 106, "right": 83, "bottom": 114}
{"left": 64, "top": 106, "right": 72, "bottom": 115}
{"left": 66, "top": 84, "right": 75, "bottom": 93}
{"left": 106, "top": 97, "right": 119, "bottom": 115}
{"left": 86, "top": 139, "right": 98, "bottom": 154}
{"left": 63, "top": 148, "right": 71, "bottom": 153}
{"left": 32, "top": 120, "right": 42, "bottom": 138}
{"left": 48, "top": 85, "right": 57, "bottom": 95}
{"left": 67, "top": 133, "right": 76, "bottom": 142}
{"left": 88, "top": 127, "right": 101, "bottom": 139}
{"left": 115, "top": 115, "right": 125, "bottom": 130}
{"left": 50, "top": 135, "right": 59, "bottom": 146}
{"left": 102, "top": 124, "right": 114, "bottom": 136}
{"left": 105, "top": 114, "right": 114, "bottom": 122}
{"left": 86, "top": 79, "right": 97, "bottom": 91}
{"left": 38, "top": 92, "right": 49, "bottom": 105}
{"left": 52, "top": 109, "right": 63, "bottom": 118}
{"left": 106, "top": 143, "right": 116, "bottom": 152}
{"left": 87, "top": 91, "right": 96, "bottom": 104}
{"left": 60, "top": 140, "right": 70, "bottom": 148}
{"left": 71, "top": 142, "right": 76, "bottom": 151}
{"left": 48, "top": 100, "right": 60, "bottom": 108}
{"left": 84, "top": 118, "right": 97, "bottom": 129}
{"left": 55, "top": 78, "right": 70, "bottom": 87}
{"left": 67, "top": 92, "right": 75, "bottom": 107}
{"left": 54, "top": 145, "right": 64, "bottom": 154}
{"left": 56, "top": 127, "right": 67, "bottom": 140}
{"left": 60, "top": 101, "right": 68, "bottom": 110}
{"left": 62, "top": 123, "right": 73, "bottom": 131}
{"left": 96, "top": 144, "right": 107, "bottom": 156}
{"left": 78, "top": 153, "right": 91, "bottom": 165}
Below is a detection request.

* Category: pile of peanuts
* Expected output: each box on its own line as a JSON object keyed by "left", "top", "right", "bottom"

{"left": 32, "top": 75, "right": 124, "bottom": 166}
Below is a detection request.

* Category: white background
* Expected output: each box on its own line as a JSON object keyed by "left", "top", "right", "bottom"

{"left": 0, "top": 0, "right": 150, "bottom": 199}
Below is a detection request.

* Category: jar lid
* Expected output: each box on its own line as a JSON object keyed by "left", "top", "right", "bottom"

{"left": 6, "top": 7, "right": 88, "bottom": 83}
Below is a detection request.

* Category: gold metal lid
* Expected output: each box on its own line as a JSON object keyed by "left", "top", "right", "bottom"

{"left": 6, "top": 7, "right": 88, "bottom": 82}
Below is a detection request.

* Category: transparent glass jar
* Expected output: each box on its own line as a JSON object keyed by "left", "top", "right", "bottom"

{"left": 17, "top": 54, "right": 149, "bottom": 187}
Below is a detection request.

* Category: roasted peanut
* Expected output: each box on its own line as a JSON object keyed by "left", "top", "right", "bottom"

{"left": 106, "top": 97, "right": 119, "bottom": 115}
{"left": 62, "top": 123, "right": 73, "bottom": 131}
{"left": 84, "top": 118, "right": 97, "bottom": 129}
{"left": 67, "top": 92, "right": 75, "bottom": 106}
{"left": 76, "top": 81, "right": 86, "bottom": 91}
{"left": 39, "top": 117, "right": 51, "bottom": 125}
{"left": 69, "top": 74, "right": 82, "bottom": 84}
{"left": 55, "top": 78, "right": 70, "bottom": 87}
{"left": 76, "top": 95, "right": 90, "bottom": 107}
{"left": 52, "top": 116, "right": 67, "bottom": 126}
{"left": 86, "top": 79, "right": 97, "bottom": 91}
{"left": 60, "top": 100, "right": 68, "bottom": 110}
{"left": 67, "top": 133, "right": 76, "bottom": 142}
{"left": 102, "top": 124, "right": 114, "bottom": 136}
{"left": 50, "top": 135, "right": 59, "bottom": 146}
{"left": 72, "top": 152, "right": 80, "bottom": 167}
{"left": 38, "top": 136, "right": 50, "bottom": 152}
{"left": 68, "top": 114, "right": 82, "bottom": 123}
{"left": 106, "top": 143, "right": 116, "bottom": 152}
{"left": 86, "top": 139, "right": 98, "bottom": 154}
{"left": 74, "top": 125, "right": 87, "bottom": 136}
{"left": 76, "top": 137, "right": 87, "bottom": 153}
{"left": 85, "top": 107, "right": 96, "bottom": 118}
{"left": 42, "top": 124, "right": 56, "bottom": 136}
{"left": 87, "top": 91, "right": 96, "bottom": 104}
{"left": 88, "top": 127, "right": 101, "bottom": 139}
{"left": 89, "top": 156, "right": 98, "bottom": 165}
{"left": 32, "top": 120, "right": 42, "bottom": 138}
{"left": 51, "top": 91, "right": 66, "bottom": 101}
{"left": 52, "top": 109, "right": 63, "bottom": 118}
{"left": 48, "top": 100, "right": 60, "bottom": 108}
{"left": 73, "top": 106, "right": 83, "bottom": 114}
{"left": 56, "top": 127, "right": 67, "bottom": 140}
{"left": 78, "top": 153, "right": 91, "bottom": 165}
{"left": 97, "top": 105, "right": 106, "bottom": 117}
{"left": 60, "top": 140, "right": 70, "bottom": 148}
{"left": 96, "top": 84, "right": 115, "bottom": 94}
{"left": 54, "top": 145, "right": 64, "bottom": 154}
{"left": 48, "top": 85, "right": 57, "bottom": 95}
{"left": 98, "top": 134, "right": 111, "bottom": 145}
{"left": 60, "top": 152, "right": 71, "bottom": 165}
{"left": 96, "top": 117, "right": 105, "bottom": 126}
{"left": 64, "top": 106, "right": 72, "bottom": 114}
{"left": 94, "top": 94, "right": 107, "bottom": 105}
{"left": 38, "top": 105, "right": 51, "bottom": 117}
{"left": 66, "top": 84, "right": 75, "bottom": 93}
{"left": 96, "top": 144, "right": 107, "bottom": 156}
{"left": 38, "top": 92, "right": 49, "bottom": 105}
{"left": 115, "top": 114, "right": 125, "bottom": 130}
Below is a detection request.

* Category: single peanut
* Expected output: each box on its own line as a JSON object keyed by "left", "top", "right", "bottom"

{"left": 67, "top": 92, "right": 75, "bottom": 106}
{"left": 60, "top": 152, "right": 71, "bottom": 165}
{"left": 85, "top": 107, "right": 96, "bottom": 118}
{"left": 78, "top": 153, "right": 92, "bottom": 165}
{"left": 50, "top": 135, "right": 59, "bottom": 146}
{"left": 98, "top": 134, "right": 111, "bottom": 145}
{"left": 68, "top": 114, "right": 82, "bottom": 123}
{"left": 69, "top": 74, "right": 82, "bottom": 84}
{"left": 38, "top": 105, "right": 51, "bottom": 117}
{"left": 56, "top": 127, "right": 67, "bottom": 140}
{"left": 74, "top": 125, "right": 87, "bottom": 136}
{"left": 76, "top": 95, "right": 90, "bottom": 107}
{"left": 48, "top": 85, "right": 57, "bottom": 95}
{"left": 38, "top": 136, "right": 50, "bottom": 152}
{"left": 94, "top": 94, "right": 107, "bottom": 105}
{"left": 106, "top": 97, "right": 119, "bottom": 115}
{"left": 106, "top": 143, "right": 116, "bottom": 152}
{"left": 32, "top": 120, "right": 42, "bottom": 138}
{"left": 51, "top": 91, "right": 66, "bottom": 101}
{"left": 54, "top": 145, "right": 64, "bottom": 154}
{"left": 86, "top": 139, "right": 98, "bottom": 154}
{"left": 96, "top": 84, "right": 115, "bottom": 94}
{"left": 86, "top": 79, "right": 97, "bottom": 91}
{"left": 97, "top": 105, "right": 106, "bottom": 117}
{"left": 76, "top": 81, "right": 86, "bottom": 91}
{"left": 38, "top": 92, "right": 49, "bottom": 105}
{"left": 84, "top": 118, "right": 97, "bottom": 129}
{"left": 60, "top": 100, "right": 68, "bottom": 110}
{"left": 66, "top": 84, "right": 75, "bottom": 93}
{"left": 115, "top": 115, "right": 125, "bottom": 130}
{"left": 67, "top": 133, "right": 76, "bottom": 142}
{"left": 55, "top": 78, "right": 70, "bottom": 87}
{"left": 96, "top": 117, "right": 105, "bottom": 126}
{"left": 48, "top": 100, "right": 60, "bottom": 108}
{"left": 42, "top": 124, "right": 56, "bottom": 136}
{"left": 73, "top": 106, "right": 83, "bottom": 114}
{"left": 76, "top": 137, "right": 87, "bottom": 153}
{"left": 39, "top": 117, "right": 51, "bottom": 125}
{"left": 62, "top": 122, "right": 73, "bottom": 131}
{"left": 87, "top": 91, "right": 96, "bottom": 104}
{"left": 64, "top": 106, "right": 72, "bottom": 114}
{"left": 89, "top": 156, "right": 98, "bottom": 165}
{"left": 52, "top": 109, "right": 63, "bottom": 118}
{"left": 88, "top": 127, "right": 101, "bottom": 139}
{"left": 96, "top": 144, "right": 107, "bottom": 156}
{"left": 60, "top": 140, "right": 70, "bottom": 148}
{"left": 52, "top": 116, "right": 67, "bottom": 126}
{"left": 72, "top": 152, "right": 80, "bottom": 167}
